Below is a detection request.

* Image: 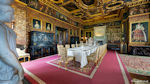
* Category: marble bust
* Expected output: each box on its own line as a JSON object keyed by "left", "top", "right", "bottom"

{"left": 0, "top": 0, "right": 24, "bottom": 84}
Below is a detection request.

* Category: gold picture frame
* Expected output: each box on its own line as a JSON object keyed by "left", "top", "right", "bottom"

{"left": 32, "top": 18, "right": 42, "bottom": 31}
{"left": 46, "top": 22, "right": 53, "bottom": 32}
{"left": 129, "top": 21, "right": 149, "bottom": 45}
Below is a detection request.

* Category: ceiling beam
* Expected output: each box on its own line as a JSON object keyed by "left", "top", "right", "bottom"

{"left": 40, "top": 0, "right": 84, "bottom": 23}
{"left": 60, "top": 1, "right": 72, "bottom": 6}
{"left": 70, "top": 9, "right": 81, "bottom": 14}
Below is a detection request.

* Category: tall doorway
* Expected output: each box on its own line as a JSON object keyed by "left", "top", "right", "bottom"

{"left": 55, "top": 27, "right": 68, "bottom": 45}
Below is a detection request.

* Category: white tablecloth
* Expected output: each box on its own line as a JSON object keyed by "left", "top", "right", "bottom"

{"left": 67, "top": 46, "right": 98, "bottom": 68}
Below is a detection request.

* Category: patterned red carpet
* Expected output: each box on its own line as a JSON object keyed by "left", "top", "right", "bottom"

{"left": 47, "top": 57, "right": 97, "bottom": 75}
{"left": 120, "top": 54, "right": 150, "bottom": 76}
{"left": 22, "top": 51, "right": 131, "bottom": 84}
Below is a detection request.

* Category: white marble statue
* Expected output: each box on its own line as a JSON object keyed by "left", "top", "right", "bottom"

{"left": 0, "top": 0, "right": 24, "bottom": 84}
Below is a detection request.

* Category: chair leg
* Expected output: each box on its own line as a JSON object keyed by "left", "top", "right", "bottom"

{"left": 95, "top": 60, "right": 99, "bottom": 68}
{"left": 65, "top": 62, "right": 68, "bottom": 70}
{"left": 73, "top": 58, "right": 76, "bottom": 66}
{"left": 59, "top": 61, "right": 62, "bottom": 66}
{"left": 80, "top": 68, "right": 83, "bottom": 72}
{"left": 28, "top": 56, "right": 30, "bottom": 61}
{"left": 24, "top": 57, "right": 25, "bottom": 62}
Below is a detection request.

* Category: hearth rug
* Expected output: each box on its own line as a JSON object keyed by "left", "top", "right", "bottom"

{"left": 46, "top": 57, "right": 102, "bottom": 79}
{"left": 120, "top": 54, "right": 150, "bottom": 76}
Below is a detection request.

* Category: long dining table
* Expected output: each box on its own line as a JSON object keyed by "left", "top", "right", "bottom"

{"left": 67, "top": 45, "right": 98, "bottom": 68}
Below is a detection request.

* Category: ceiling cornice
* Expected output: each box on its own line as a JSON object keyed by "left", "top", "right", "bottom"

{"left": 24, "top": 0, "right": 150, "bottom": 26}
{"left": 83, "top": 17, "right": 121, "bottom": 25}
{"left": 126, "top": 0, "right": 150, "bottom": 7}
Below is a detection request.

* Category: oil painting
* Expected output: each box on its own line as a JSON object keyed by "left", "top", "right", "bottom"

{"left": 46, "top": 22, "right": 52, "bottom": 31}
{"left": 33, "top": 19, "right": 41, "bottom": 29}
{"left": 131, "top": 22, "right": 148, "bottom": 42}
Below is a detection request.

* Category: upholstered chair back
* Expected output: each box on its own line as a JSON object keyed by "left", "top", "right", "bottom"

{"left": 57, "top": 44, "right": 64, "bottom": 56}
{"left": 65, "top": 44, "right": 70, "bottom": 50}
{"left": 71, "top": 44, "right": 75, "bottom": 48}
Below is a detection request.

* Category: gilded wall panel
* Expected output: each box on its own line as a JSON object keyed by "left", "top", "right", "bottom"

{"left": 27, "top": 7, "right": 81, "bottom": 33}
{"left": 129, "top": 14, "right": 150, "bottom": 46}
{"left": 129, "top": 14, "right": 149, "bottom": 22}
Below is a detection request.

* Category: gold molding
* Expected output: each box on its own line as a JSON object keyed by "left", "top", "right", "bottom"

{"left": 83, "top": 18, "right": 121, "bottom": 25}
{"left": 104, "top": 14, "right": 118, "bottom": 18}
{"left": 45, "top": 21, "right": 54, "bottom": 33}
{"left": 129, "top": 20, "right": 150, "bottom": 45}
{"left": 27, "top": 7, "right": 81, "bottom": 29}
{"left": 70, "top": 9, "right": 81, "bottom": 14}
{"left": 122, "top": 18, "right": 129, "bottom": 23}
{"left": 61, "top": 1, "right": 72, "bottom": 6}
{"left": 90, "top": 13, "right": 103, "bottom": 17}
{"left": 50, "top": 0, "right": 64, "bottom": 4}
{"left": 76, "top": 0, "right": 98, "bottom": 9}
{"left": 60, "top": 7, "right": 71, "bottom": 13}
{"left": 39, "top": 0, "right": 84, "bottom": 24}
{"left": 105, "top": 1, "right": 124, "bottom": 10}
{"left": 126, "top": 0, "right": 150, "bottom": 7}
{"left": 128, "top": 13, "right": 150, "bottom": 18}
{"left": 84, "top": 28, "right": 94, "bottom": 38}
{"left": 15, "top": 0, "right": 84, "bottom": 24}
{"left": 31, "top": 17, "right": 43, "bottom": 31}
{"left": 15, "top": 0, "right": 27, "bottom": 6}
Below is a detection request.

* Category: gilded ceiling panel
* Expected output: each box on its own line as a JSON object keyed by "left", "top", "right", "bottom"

{"left": 63, "top": 2, "right": 79, "bottom": 11}
{"left": 25, "top": 0, "right": 150, "bottom": 24}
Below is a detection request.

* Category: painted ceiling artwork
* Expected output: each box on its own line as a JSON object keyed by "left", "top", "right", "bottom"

{"left": 49, "top": 0, "right": 149, "bottom": 24}
{"left": 18, "top": 0, "right": 149, "bottom": 25}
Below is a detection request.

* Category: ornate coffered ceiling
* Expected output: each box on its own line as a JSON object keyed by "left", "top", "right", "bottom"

{"left": 49, "top": 0, "right": 149, "bottom": 25}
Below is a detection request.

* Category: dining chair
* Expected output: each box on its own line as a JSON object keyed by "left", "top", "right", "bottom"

{"left": 79, "top": 43, "right": 82, "bottom": 47}
{"left": 87, "top": 47, "right": 100, "bottom": 67}
{"left": 98, "top": 44, "right": 107, "bottom": 62}
{"left": 58, "top": 47, "right": 74, "bottom": 69}
{"left": 71, "top": 44, "right": 75, "bottom": 48}
{"left": 65, "top": 44, "right": 70, "bottom": 50}
{"left": 75, "top": 44, "right": 79, "bottom": 47}
{"left": 98, "top": 45, "right": 102, "bottom": 58}
{"left": 17, "top": 48, "right": 30, "bottom": 62}
{"left": 57, "top": 44, "right": 64, "bottom": 56}
{"left": 100, "top": 44, "right": 107, "bottom": 61}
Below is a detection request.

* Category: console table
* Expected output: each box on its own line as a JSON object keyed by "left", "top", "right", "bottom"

{"left": 129, "top": 46, "right": 150, "bottom": 56}
{"left": 107, "top": 43, "right": 120, "bottom": 51}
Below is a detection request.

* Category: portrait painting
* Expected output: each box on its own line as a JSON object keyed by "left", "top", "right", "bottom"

{"left": 33, "top": 19, "right": 41, "bottom": 29}
{"left": 46, "top": 22, "right": 51, "bottom": 31}
{"left": 131, "top": 22, "right": 148, "bottom": 42}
